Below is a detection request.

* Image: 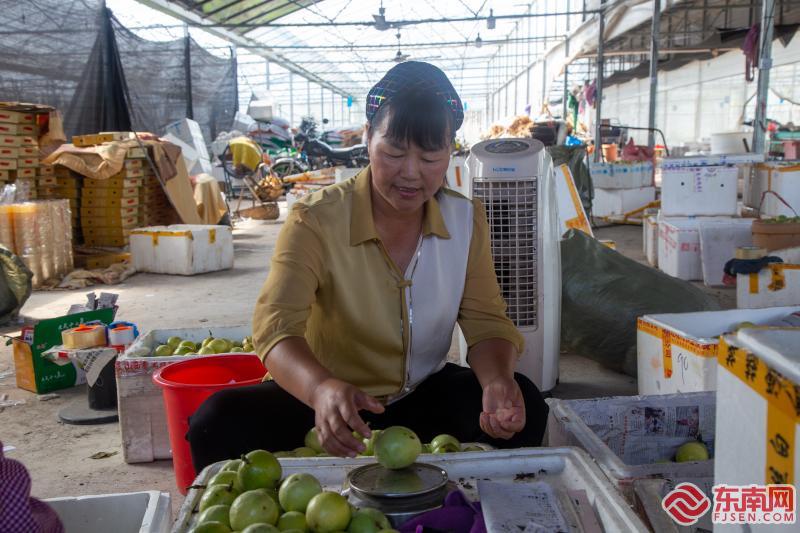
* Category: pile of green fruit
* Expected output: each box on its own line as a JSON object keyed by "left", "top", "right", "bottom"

{"left": 191, "top": 449, "right": 400, "bottom": 533}
{"left": 762, "top": 215, "right": 800, "bottom": 224}
{"left": 273, "top": 428, "right": 484, "bottom": 461}
{"left": 152, "top": 336, "right": 255, "bottom": 357}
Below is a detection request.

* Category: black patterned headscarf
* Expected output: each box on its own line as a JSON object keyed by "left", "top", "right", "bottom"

{"left": 366, "top": 62, "right": 464, "bottom": 131}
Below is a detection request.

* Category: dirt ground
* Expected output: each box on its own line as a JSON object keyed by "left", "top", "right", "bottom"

{"left": 0, "top": 211, "right": 737, "bottom": 520}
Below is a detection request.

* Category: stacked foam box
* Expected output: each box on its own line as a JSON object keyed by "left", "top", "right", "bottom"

{"left": 38, "top": 166, "right": 83, "bottom": 244}
{"left": 589, "top": 160, "right": 656, "bottom": 218}
{"left": 658, "top": 156, "right": 751, "bottom": 285}
{"left": 0, "top": 200, "right": 74, "bottom": 287}
{"left": 0, "top": 109, "right": 40, "bottom": 200}
{"left": 81, "top": 158, "right": 144, "bottom": 248}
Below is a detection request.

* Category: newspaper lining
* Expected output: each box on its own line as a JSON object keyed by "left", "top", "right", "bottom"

{"left": 570, "top": 396, "right": 716, "bottom": 465}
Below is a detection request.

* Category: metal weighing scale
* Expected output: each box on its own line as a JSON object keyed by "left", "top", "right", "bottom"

{"left": 344, "top": 463, "right": 456, "bottom": 527}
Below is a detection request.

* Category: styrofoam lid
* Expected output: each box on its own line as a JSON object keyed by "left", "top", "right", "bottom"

{"left": 735, "top": 329, "right": 800, "bottom": 383}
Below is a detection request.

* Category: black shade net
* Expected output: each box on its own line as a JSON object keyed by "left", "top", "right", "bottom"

{"left": 0, "top": 0, "right": 237, "bottom": 142}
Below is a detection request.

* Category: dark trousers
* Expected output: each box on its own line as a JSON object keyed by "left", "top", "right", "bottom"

{"left": 187, "top": 363, "right": 549, "bottom": 472}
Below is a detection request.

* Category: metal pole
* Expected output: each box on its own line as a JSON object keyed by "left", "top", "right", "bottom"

{"left": 752, "top": 0, "right": 774, "bottom": 155}
{"left": 183, "top": 23, "right": 194, "bottom": 119}
{"left": 594, "top": 10, "right": 605, "bottom": 163}
{"left": 648, "top": 0, "right": 661, "bottom": 148}
{"left": 265, "top": 61, "right": 270, "bottom": 90}
{"left": 289, "top": 73, "right": 294, "bottom": 126}
{"left": 321, "top": 85, "right": 325, "bottom": 122}
{"left": 307, "top": 80, "right": 311, "bottom": 119}
{"left": 331, "top": 91, "right": 336, "bottom": 127}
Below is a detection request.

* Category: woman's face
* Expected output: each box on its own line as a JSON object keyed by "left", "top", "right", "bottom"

{"left": 367, "top": 119, "right": 451, "bottom": 215}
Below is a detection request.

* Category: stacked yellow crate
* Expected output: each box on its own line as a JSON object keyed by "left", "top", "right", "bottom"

{"left": 139, "top": 159, "right": 179, "bottom": 227}
{"left": 0, "top": 110, "right": 39, "bottom": 199}
{"left": 80, "top": 148, "right": 145, "bottom": 247}
{"left": 38, "top": 166, "right": 83, "bottom": 243}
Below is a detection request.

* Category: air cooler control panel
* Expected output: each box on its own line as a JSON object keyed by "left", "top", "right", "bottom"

{"left": 468, "top": 138, "right": 546, "bottom": 180}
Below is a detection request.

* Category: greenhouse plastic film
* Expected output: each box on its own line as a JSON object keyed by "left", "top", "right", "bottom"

{"left": 560, "top": 230, "right": 720, "bottom": 376}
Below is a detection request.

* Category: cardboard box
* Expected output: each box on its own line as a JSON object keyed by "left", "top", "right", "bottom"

{"left": 0, "top": 134, "right": 21, "bottom": 148}
{"left": 124, "top": 158, "right": 144, "bottom": 170}
{"left": 84, "top": 235, "right": 129, "bottom": 247}
{"left": 82, "top": 226, "right": 132, "bottom": 239}
{"left": 83, "top": 187, "right": 139, "bottom": 199}
{"left": 55, "top": 177, "right": 80, "bottom": 188}
{"left": 17, "top": 157, "right": 38, "bottom": 168}
{"left": 82, "top": 196, "right": 139, "bottom": 208}
{"left": 50, "top": 187, "right": 80, "bottom": 199}
{"left": 19, "top": 146, "right": 37, "bottom": 157}
{"left": 0, "top": 169, "right": 9, "bottom": 180}
{"left": 0, "top": 123, "right": 21, "bottom": 135}
{"left": 80, "top": 206, "right": 139, "bottom": 218}
{"left": 54, "top": 166, "right": 76, "bottom": 178}
{"left": 39, "top": 164, "right": 54, "bottom": 176}
{"left": 109, "top": 167, "right": 145, "bottom": 179}
{"left": 16, "top": 168, "right": 36, "bottom": 179}
{"left": 127, "top": 146, "right": 147, "bottom": 159}
{"left": 37, "top": 176, "right": 57, "bottom": 186}
{"left": 72, "top": 133, "right": 114, "bottom": 147}
{"left": 84, "top": 177, "right": 143, "bottom": 189}
{"left": 0, "top": 146, "right": 19, "bottom": 158}
{"left": 0, "top": 109, "right": 35, "bottom": 124}
{"left": 82, "top": 215, "right": 139, "bottom": 229}
{"left": 20, "top": 136, "right": 37, "bottom": 146}
{"left": 13, "top": 309, "right": 115, "bottom": 394}
{"left": 0, "top": 158, "right": 17, "bottom": 171}
{"left": 86, "top": 253, "right": 130, "bottom": 270}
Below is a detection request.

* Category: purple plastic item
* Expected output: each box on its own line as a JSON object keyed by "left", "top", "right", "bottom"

{"left": 0, "top": 441, "right": 64, "bottom": 533}
{"left": 399, "top": 490, "right": 486, "bottom": 533}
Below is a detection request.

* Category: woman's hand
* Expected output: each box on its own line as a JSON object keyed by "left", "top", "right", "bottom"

{"left": 310, "top": 377, "right": 385, "bottom": 457}
{"left": 480, "top": 375, "right": 526, "bottom": 440}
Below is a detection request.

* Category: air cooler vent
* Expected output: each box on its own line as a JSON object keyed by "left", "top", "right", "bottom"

{"left": 472, "top": 178, "right": 538, "bottom": 328}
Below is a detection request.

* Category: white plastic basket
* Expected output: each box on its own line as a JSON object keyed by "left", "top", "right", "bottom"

{"left": 172, "top": 448, "right": 646, "bottom": 532}
{"left": 547, "top": 392, "right": 716, "bottom": 502}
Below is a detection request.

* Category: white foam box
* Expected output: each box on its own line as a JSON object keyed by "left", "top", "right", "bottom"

{"left": 589, "top": 161, "right": 653, "bottom": 189}
{"left": 592, "top": 186, "right": 656, "bottom": 217}
{"left": 738, "top": 264, "right": 800, "bottom": 309}
{"left": 698, "top": 218, "right": 754, "bottom": 286}
{"left": 658, "top": 217, "right": 703, "bottom": 280}
{"left": 755, "top": 163, "right": 800, "bottom": 218}
{"left": 116, "top": 325, "right": 252, "bottom": 463}
{"left": 716, "top": 329, "right": 800, "bottom": 532}
{"left": 633, "top": 477, "right": 715, "bottom": 533}
{"left": 637, "top": 306, "right": 800, "bottom": 396}
{"left": 546, "top": 392, "right": 716, "bottom": 503}
{"left": 175, "top": 449, "right": 648, "bottom": 532}
{"left": 45, "top": 491, "right": 170, "bottom": 533}
{"left": 130, "top": 225, "right": 233, "bottom": 275}
{"left": 661, "top": 164, "right": 739, "bottom": 216}
{"left": 163, "top": 118, "right": 210, "bottom": 162}
{"left": 643, "top": 214, "right": 659, "bottom": 267}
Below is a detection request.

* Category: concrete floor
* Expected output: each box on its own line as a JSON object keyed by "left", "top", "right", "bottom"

{"left": 0, "top": 210, "right": 736, "bottom": 518}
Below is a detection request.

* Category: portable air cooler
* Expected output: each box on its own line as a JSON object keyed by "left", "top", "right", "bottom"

{"left": 459, "top": 138, "right": 561, "bottom": 392}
